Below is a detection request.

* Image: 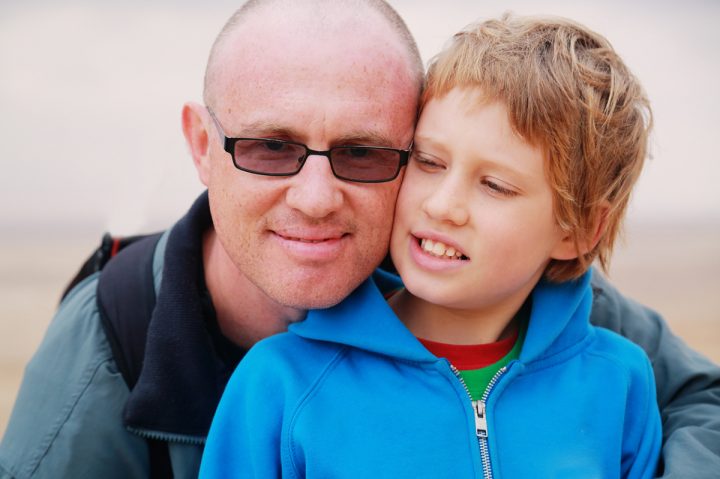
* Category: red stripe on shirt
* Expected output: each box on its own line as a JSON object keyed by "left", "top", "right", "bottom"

{"left": 418, "top": 330, "right": 519, "bottom": 370}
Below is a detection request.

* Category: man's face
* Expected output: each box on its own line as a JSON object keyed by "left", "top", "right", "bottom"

{"left": 200, "top": 15, "right": 417, "bottom": 310}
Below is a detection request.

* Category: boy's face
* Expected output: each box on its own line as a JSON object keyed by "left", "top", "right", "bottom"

{"left": 390, "top": 88, "right": 575, "bottom": 316}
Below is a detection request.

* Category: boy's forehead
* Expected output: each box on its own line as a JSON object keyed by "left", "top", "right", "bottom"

{"left": 422, "top": 87, "right": 536, "bottom": 143}
{"left": 422, "top": 86, "right": 498, "bottom": 119}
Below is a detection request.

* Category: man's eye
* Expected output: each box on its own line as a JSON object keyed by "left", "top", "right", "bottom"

{"left": 263, "top": 141, "right": 287, "bottom": 152}
{"left": 347, "top": 147, "right": 368, "bottom": 158}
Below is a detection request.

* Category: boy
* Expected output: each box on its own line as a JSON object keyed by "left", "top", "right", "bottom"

{"left": 200, "top": 14, "right": 660, "bottom": 478}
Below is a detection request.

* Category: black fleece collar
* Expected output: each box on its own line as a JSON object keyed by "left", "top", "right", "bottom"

{"left": 123, "top": 192, "right": 244, "bottom": 441}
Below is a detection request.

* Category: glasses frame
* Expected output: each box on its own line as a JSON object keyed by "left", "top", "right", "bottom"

{"left": 206, "top": 107, "right": 410, "bottom": 183}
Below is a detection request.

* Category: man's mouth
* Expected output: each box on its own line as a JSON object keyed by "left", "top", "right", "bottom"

{"left": 275, "top": 230, "right": 348, "bottom": 243}
{"left": 271, "top": 230, "right": 349, "bottom": 262}
{"left": 280, "top": 235, "right": 343, "bottom": 243}
{"left": 418, "top": 237, "right": 469, "bottom": 260}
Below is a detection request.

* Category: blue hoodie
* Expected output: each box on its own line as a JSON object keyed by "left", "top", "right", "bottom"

{"left": 200, "top": 269, "right": 661, "bottom": 478}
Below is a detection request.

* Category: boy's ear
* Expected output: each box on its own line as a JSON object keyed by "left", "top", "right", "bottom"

{"left": 550, "top": 202, "right": 610, "bottom": 261}
{"left": 182, "top": 102, "right": 212, "bottom": 186}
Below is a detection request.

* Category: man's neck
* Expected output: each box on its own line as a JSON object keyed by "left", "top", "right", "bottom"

{"left": 202, "top": 228, "right": 306, "bottom": 350}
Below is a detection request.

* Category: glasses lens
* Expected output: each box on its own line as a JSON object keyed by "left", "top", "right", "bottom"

{"left": 331, "top": 147, "right": 400, "bottom": 182}
{"left": 233, "top": 139, "right": 305, "bottom": 175}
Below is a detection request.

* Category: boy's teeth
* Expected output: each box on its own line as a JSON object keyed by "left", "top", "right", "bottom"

{"left": 420, "top": 238, "right": 463, "bottom": 259}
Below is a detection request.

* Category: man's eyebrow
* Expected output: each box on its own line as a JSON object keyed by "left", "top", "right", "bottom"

{"left": 237, "top": 122, "right": 403, "bottom": 148}
{"left": 236, "top": 121, "right": 298, "bottom": 139}
{"left": 333, "top": 131, "right": 403, "bottom": 148}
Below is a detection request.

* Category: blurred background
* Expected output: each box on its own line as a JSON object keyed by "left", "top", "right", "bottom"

{"left": 1, "top": 0, "right": 719, "bottom": 435}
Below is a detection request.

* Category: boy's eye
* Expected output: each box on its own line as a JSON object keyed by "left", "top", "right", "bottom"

{"left": 481, "top": 178, "right": 517, "bottom": 197}
{"left": 411, "top": 151, "right": 443, "bottom": 170}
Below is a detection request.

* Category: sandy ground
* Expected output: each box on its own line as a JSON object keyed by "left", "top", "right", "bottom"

{"left": 1, "top": 223, "right": 718, "bottom": 437}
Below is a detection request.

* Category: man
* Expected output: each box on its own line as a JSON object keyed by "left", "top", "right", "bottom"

{"left": 0, "top": 1, "right": 718, "bottom": 478}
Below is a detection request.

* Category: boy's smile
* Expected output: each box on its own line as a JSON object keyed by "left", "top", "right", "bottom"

{"left": 418, "top": 237, "right": 468, "bottom": 260}
{"left": 390, "top": 87, "right": 578, "bottom": 343}
{"left": 407, "top": 232, "right": 470, "bottom": 272}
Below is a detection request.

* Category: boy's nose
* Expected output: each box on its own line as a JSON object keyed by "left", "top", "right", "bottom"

{"left": 422, "top": 178, "right": 470, "bottom": 226}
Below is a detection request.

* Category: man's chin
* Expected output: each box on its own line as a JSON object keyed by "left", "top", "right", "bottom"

{"left": 272, "top": 278, "right": 367, "bottom": 311}
{"left": 282, "top": 292, "right": 354, "bottom": 311}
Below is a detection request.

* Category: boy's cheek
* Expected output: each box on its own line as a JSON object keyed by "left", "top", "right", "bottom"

{"left": 398, "top": 168, "right": 431, "bottom": 204}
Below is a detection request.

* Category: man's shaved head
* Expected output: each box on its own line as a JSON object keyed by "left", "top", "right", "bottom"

{"left": 203, "top": 0, "right": 424, "bottom": 107}
{"left": 184, "top": 0, "right": 421, "bottom": 317}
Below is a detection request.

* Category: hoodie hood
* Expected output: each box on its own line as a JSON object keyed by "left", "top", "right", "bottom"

{"left": 291, "top": 269, "right": 594, "bottom": 366}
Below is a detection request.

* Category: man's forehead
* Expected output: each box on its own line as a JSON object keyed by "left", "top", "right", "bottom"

{"left": 212, "top": 15, "right": 416, "bottom": 105}
{"left": 209, "top": 3, "right": 414, "bottom": 91}
{"left": 224, "top": 10, "right": 403, "bottom": 62}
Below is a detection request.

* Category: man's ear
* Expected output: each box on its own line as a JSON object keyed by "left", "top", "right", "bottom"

{"left": 550, "top": 202, "right": 610, "bottom": 261}
{"left": 182, "top": 102, "right": 212, "bottom": 186}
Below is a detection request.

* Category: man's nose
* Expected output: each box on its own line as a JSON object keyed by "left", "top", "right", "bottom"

{"left": 285, "top": 154, "right": 344, "bottom": 218}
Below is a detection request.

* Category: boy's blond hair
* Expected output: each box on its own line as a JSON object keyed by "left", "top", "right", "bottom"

{"left": 423, "top": 13, "right": 652, "bottom": 282}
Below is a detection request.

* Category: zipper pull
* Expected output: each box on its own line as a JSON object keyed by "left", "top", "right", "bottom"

{"left": 474, "top": 400, "right": 488, "bottom": 438}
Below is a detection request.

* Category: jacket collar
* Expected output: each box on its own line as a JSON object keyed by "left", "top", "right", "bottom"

{"left": 291, "top": 269, "right": 594, "bottom": 366}
{"left": 291, "top": 270, "right": 437, "bottom": 363}
{"left": 123, "top": 191, "right": 243, "bottom": 442}
{"left": 520, "top": 272, "right": 593, "bottom": 363}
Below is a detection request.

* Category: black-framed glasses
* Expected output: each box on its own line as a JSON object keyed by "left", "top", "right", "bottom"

{"left": 207, "top": 107, "right": 409, "bottom": 183}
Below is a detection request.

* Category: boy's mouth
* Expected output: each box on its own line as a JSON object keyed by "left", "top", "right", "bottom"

{"left": 418, "top": 237, "right": 469, "bottom": 260}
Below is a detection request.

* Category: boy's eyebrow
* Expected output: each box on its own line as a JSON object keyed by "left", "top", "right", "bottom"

{"left": 412, "top": 134, "right": 450, "bottom": 155}
{"left": 414, "top": 134, "right": 536, "bottom": 181}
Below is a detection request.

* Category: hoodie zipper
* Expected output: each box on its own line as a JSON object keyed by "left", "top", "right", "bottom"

{"left": 452, "top": 365, "right": 507, "bottom": 479}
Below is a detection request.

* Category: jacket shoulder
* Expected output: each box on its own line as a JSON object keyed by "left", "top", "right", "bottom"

{"left": 583, "top": 326, "right": 658, "bottom": 424}
{"left": 587, "top": 326, "right": 655, "bottom": 379}
{"left": 236, "top": 332, "right": 346, "bottom": 395}
{"left": 204, "top": 332, "right": 348, "bottom": 477}
{"left": 589, "top": 270, "right": 663, "bottom": 334}
{"left": 0, "top": 276, "right": 147, "bottom": 478}
{"left": 219, "top": 331, "right": 349, "bottom": 435}
{"left": 585, "top": 327, "right": 662, "bottom": 477}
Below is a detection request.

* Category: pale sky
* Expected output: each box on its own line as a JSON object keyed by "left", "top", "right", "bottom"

{"left": 1, "top": 0, "right": 719, "bottom": 236}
